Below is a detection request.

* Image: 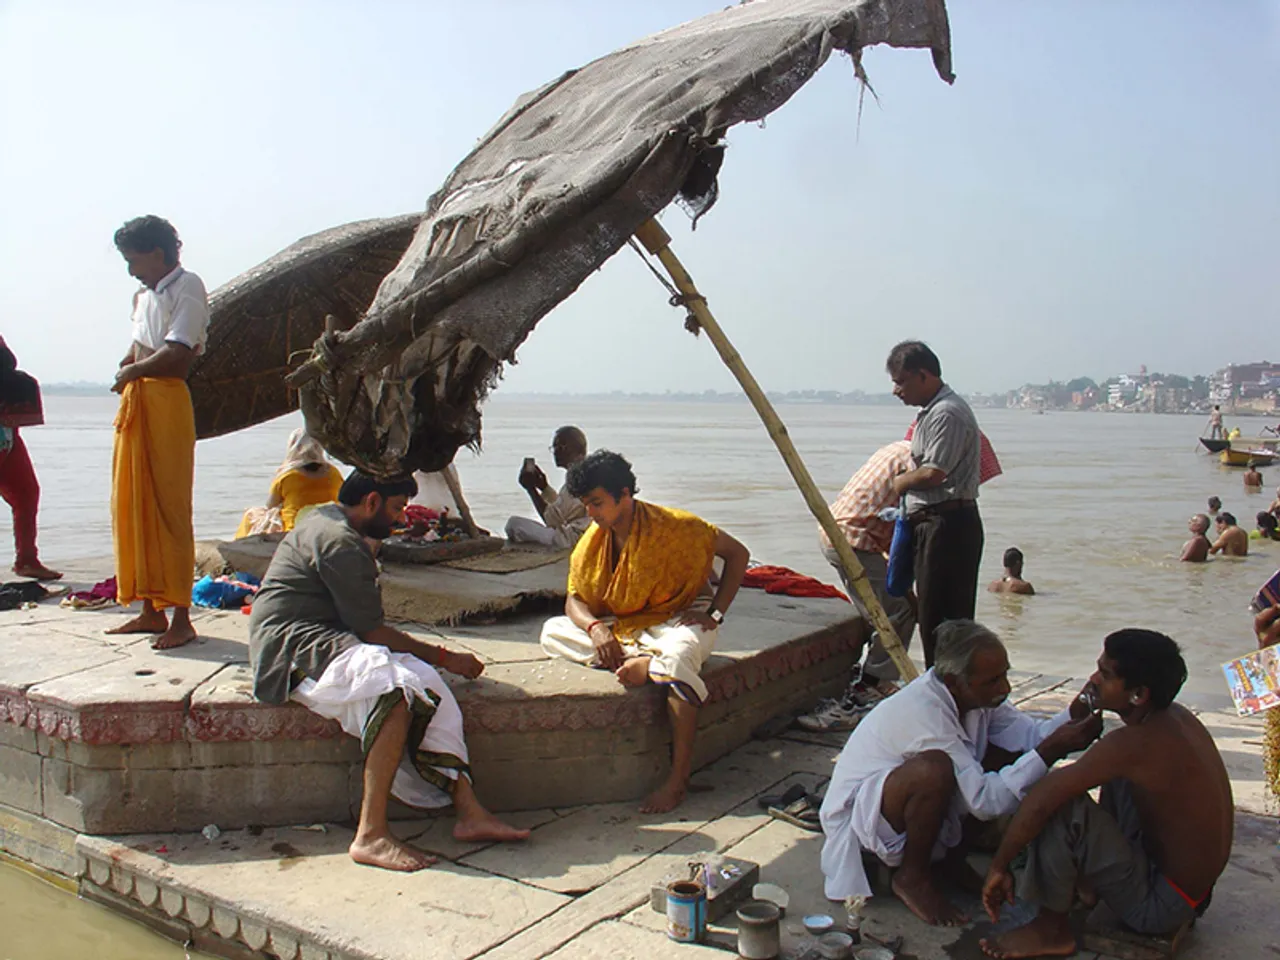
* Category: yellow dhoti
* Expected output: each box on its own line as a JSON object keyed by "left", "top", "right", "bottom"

{"left": 112, "top": 377, "right": 196, "bottom": 610}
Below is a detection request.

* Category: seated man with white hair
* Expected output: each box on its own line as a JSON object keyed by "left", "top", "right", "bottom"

{"left": 819, "top": 620, "right": 1102, "bottom": 926}
{"left": 506, "top": 426, "right": 591, "bottom": 548}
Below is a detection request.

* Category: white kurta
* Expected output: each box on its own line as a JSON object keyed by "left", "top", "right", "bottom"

{"left": 819, "top": 669, "right": 1069, "bottom": 900}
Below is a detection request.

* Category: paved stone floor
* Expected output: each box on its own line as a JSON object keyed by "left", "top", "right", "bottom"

{"left": 69, "top": 676, "right": 1277, "bottom": 960}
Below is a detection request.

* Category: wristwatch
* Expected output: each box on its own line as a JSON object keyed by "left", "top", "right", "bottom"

{"left": 707, "top": 607, "right": 725, "bottom": 625}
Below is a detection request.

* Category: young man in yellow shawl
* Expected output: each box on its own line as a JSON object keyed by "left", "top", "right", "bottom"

{"left": 106, "top": 216, "right": 209, "bottom": 650}
{"left": 540, "top": 451, "right": 750, "bottom": 813}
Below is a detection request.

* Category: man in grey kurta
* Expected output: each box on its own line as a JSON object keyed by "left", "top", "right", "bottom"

{"left": 887, "top": 340, "right": 984, "bottom": 667}
{"left": 248, "top": 471, "right": 530, "bottom": 872}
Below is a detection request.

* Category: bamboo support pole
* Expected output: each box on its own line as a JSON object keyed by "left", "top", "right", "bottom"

{"left": 633, "top": 219, "right": 918, "bottom": 681}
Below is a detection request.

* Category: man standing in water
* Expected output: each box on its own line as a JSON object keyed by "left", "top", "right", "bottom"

{"left": 106, "top": 216, "right": 207, "bottom": 649}
{"left": 886, "top": 341, "right": 983, "bottom": 667}
{"left": 980, "top": 630, "right": 1231, "bottom": 959}
{"left": 1180, "top": 514, "right": 1211, "bottom": 563}
{"left": 1209, "top": 512, "right": 1248, "bottom": 557}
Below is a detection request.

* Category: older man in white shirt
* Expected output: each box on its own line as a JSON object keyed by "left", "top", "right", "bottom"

{"left": 819, "top": 620, "right": 1101, "bottom": 926}
{"left": 505, "top": 426, "right": 591, "bottom": 548}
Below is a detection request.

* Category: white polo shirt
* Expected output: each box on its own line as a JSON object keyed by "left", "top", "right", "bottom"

{"left": 130, "top": 266, "right": 211, "bottom": 355}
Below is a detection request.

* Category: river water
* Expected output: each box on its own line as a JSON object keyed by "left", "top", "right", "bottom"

{"left": 1, "top": 394, "right": 1272, "bottom": 952}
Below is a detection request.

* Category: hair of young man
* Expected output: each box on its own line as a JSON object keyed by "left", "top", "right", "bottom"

{"left": 1258, "top": 511, "right": 1278, "bottom": 532}
{"left": 1003, "top": 547, "right": 1024, "bottom": 569}
{"left": 933, "top": 619, "right": 1004, "bottom": 682}
{"left": 565, "top": 450, "right": 638, "bottom": 500}
{"left": 337, "top": 470, "right": 418, "bottom": 507}
{"left": 1103, "top": 629, "right": 1187, "bottom": 709}
{"left": 885, "top": 340, "right": 942, "bottom": 379}
{"left": 113, "top": 215, "right": 182, "bottom": 266}
{"left": 1219, "top": 511, "right": 1237, "bottom": 527}
{"left": 1208, "top": 496, "right": 1222, "bottom": 509}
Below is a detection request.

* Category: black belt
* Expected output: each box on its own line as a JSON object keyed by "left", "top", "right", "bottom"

{"left": 909, "top": 499, "right": 977, "bottom": 523}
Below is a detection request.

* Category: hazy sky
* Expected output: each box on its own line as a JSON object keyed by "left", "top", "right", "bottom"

{"left": 2, "top": 1, "right": 1277, "bottom": 397}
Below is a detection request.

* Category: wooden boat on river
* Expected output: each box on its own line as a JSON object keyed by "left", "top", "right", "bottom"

{"left": 1221, "top": 447, "right": 1278, "bottom": 467}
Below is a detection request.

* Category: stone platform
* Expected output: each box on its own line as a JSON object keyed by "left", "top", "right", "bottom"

{"left": 5, "top": 671, "right": 1274, "bottom": 960}
{"left": 0, "top": 559, "right": 863, "bottom": 838}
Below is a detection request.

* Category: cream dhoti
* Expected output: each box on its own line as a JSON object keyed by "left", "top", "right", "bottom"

{"left": 292, "top": 643, "right": 469, "bottom": 809}
{"left": 539, "top": 615, "right": 717, "bottom": 704}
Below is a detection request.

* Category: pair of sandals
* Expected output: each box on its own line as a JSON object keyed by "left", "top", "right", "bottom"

{"left": 758, "top": 781, "right": 826, "bottom": 832}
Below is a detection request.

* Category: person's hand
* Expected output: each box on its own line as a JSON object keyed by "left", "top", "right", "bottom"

{"left": 1043, "top": 712, "right": 1103, "bottom": 757}
{"left": 1069, "top": 681, "right": 1099, "bottom": 720}
{"left": 676, "top": 607, "right": 718, "bottom": 631}
{"left": 1256, "top": 605, "right": 1280, "bottom": 650}
{"left": 981, "top": 867, "right": 1015, "bottom": 922}
{"left": 440, "top": 649, "right": 484, "bottom": 680}
{"left": 590, "top": 622, "right": 625, "bottom": 670}
{"left": 111, "top": 365, "right": 137, "bottom": 394}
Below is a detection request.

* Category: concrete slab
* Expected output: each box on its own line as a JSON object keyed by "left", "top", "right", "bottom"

{"left": 0, "top": 624, "right": 126, "bottom": 693}
{"left": 539, "top": 919, "right": 724, "bottom": 959}
{"left": 460, "top": 738, "right": 836, "bottom": 894}
{"left": 78, "top": 825, "right": 570, "bottom": 960}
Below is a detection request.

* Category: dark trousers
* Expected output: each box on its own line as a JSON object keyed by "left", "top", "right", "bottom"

{"left": 910, "top": 501, "right": 983, "bottom": 667}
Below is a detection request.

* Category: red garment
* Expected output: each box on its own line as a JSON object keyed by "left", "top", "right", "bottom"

{"left": 0, "top": 430, "right": 39, "bottom": 566}
{"left": 741, "top": 564, "right": 849, "bottom": 601}
{"left": 903, "top": 422, "right": 1002, "bottom": 484}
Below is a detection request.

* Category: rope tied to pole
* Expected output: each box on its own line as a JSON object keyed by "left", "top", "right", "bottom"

{"left": 628, "top": 237, "right": 704, "bottom": 336}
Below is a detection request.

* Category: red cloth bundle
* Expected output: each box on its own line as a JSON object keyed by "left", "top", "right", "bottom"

{"left": 741, "top": 565, "right": 848, "bottom": 601}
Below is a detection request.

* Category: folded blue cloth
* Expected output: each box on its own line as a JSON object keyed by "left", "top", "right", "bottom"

{"left": 886, "top": 512, "right": 914, "bottom": 597}
{"left": 191, "top": 572, "right": 261, "bottom": 609}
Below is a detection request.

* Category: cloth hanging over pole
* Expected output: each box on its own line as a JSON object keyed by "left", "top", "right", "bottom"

{"left": 632, "top": 219, "right": 917, "bottom": 682}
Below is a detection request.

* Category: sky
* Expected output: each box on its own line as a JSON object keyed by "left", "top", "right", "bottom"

{"left": 2, "top": 1, "right": 1278, "bottom": 397}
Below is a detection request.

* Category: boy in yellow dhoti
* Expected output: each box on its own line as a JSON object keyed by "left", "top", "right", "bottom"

{"left": 106, "top": 216, "right": 209, "bottom": 650}
{"left": 540, "top": 451, "right": 750, "bottom": 812}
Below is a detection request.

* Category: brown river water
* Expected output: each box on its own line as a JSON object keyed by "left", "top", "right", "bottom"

{"left": 2, "top": 394, "right": 1271, "bottom": 950}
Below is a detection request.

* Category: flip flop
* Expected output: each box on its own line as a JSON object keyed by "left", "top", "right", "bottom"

{"left": 757, "top": 783, "right": 807, "bottom": 811}
{"left": 767, "top": 795, "right": 822, "bottom": 832}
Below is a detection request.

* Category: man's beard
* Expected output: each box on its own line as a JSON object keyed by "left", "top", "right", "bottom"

{"left": 365, "top": 514, "right": 395, "bottom": 540}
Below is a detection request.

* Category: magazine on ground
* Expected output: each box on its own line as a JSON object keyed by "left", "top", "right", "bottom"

{"left": 1222, "top": 645, "right": 1280, "bottom": 717}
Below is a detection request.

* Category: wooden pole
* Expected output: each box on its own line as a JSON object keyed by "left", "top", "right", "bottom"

{"left": 633, "top": 219, "right": 918, "bottom": 681}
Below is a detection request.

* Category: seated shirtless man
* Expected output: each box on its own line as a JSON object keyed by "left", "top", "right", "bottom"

{"left": 987, "top": 547, "right": 1035, "bottom": 595}
{"left": 820, "top": 620, "right": 1101, "bottom": 926}
{"left": 1209, "top": 512, "right": 1248, "bottom": 556}
{"left": 539, "top": 450, "right": 750, "bottom": 813}
{"left": 249, "top": 471, "right": 529, "bottom": 871}
{"left": 1180, "top": 514, "right": 1211, "bottom": 563}
{"left": 981, "top": 629, "right": 1232, "bottom": 959}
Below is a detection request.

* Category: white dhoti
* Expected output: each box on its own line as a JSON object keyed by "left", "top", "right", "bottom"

{"left": 539, "top": 615, "right": 717, "bottom": 704}
{"left": 292, "top": 643, "right": 469, "bottom": 809}
{"left": 504, "top": 515, "right": 575, "bottom": 548}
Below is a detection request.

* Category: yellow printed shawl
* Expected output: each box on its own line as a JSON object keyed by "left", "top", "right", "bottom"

{"left": 568, "top": 501, "right": 717, "bottom": 639}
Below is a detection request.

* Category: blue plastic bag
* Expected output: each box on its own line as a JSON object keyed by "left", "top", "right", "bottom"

{"left": 886, "top": 512, "right": 914, "bottom": 597}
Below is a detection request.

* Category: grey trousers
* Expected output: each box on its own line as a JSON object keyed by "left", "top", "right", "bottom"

{"left": 1018, "top": 780, "right": 1206, "bottom": 935}
{"left": 823, "top": 545, "right": 917, "bottom": 683}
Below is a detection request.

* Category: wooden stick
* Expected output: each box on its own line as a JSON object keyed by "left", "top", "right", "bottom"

{"left": 633, "top": 219, "right": 917, "bottom": 681}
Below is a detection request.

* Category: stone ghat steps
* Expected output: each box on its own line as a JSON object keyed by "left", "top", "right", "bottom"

{"left": 0, "top": 583, "right": 863, "bottom": 833}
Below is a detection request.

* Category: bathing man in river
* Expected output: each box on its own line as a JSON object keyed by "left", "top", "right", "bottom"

{"left": 981, "top": 629, "right": 1231, "bottom": 959}
{"left": 540, "top": 450, "right": 750, "bottom": 813}
{"left": 249, "top": 471, "right": 529, "bottom": 872}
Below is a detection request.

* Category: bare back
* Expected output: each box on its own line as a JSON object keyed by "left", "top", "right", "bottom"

{"left": 1109, "top": 704, "right": 1232, "bottom": 898}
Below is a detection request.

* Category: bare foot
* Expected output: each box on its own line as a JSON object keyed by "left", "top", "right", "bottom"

{"left": 151, "top": 619, "right": 197, "bottom": 650}
{"left": 615, "top": 656, "right": 651, "bottom": 688}
{"left": 105, "top": 611, "right": 168, "bottom": 635}
{"left": 453, "top": 810, "right": 531, "bottom": 843}
{"left": 640, "top": 777, "right": 687, "bottom": 814}
{"left": 349, "top": 832, "right": 437, "bottom": 871}
{"left": 13, "top": 562, "right": 63, "bottom": 581}
{"left": 980, "top": 913, "right": 1077, "bottom": 958}
{"left": 892, "top": 868, "right": 969, "bottom": 926}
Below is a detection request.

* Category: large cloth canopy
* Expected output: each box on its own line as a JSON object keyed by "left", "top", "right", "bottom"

{"left": 283, "top": 0, "right": 953, "bottom": 475}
